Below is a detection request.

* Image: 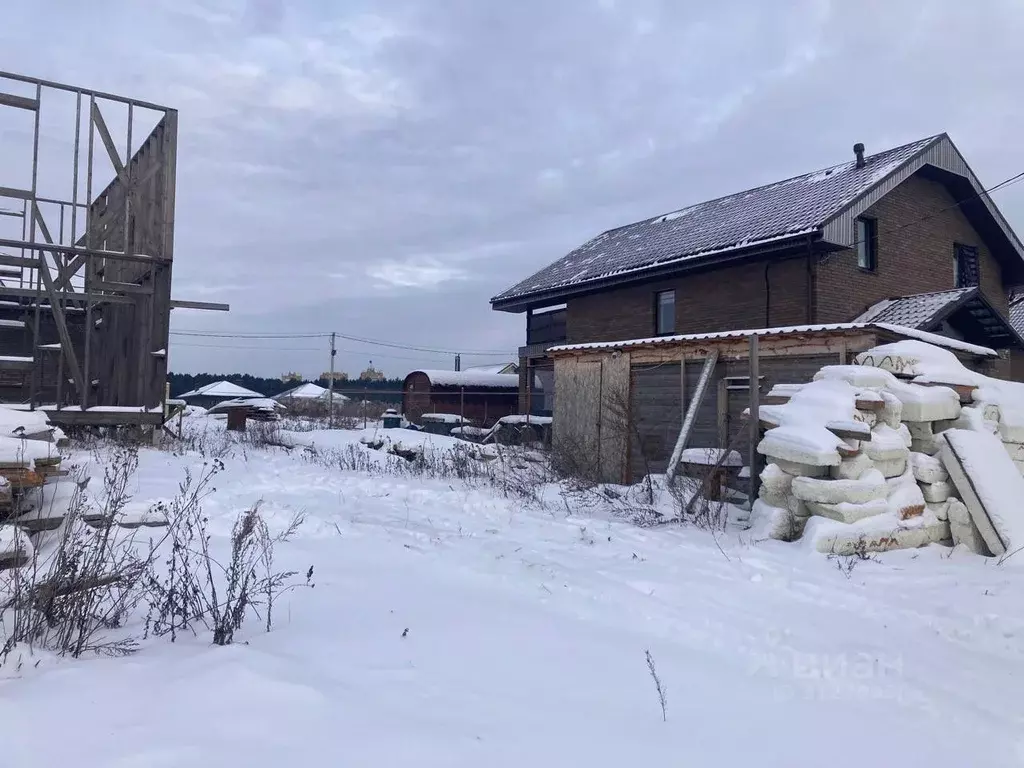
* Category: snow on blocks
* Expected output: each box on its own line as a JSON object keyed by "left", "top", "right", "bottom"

{"left": 0, "top": 524, "right": 32, "bottom": 570}
{"left": 805, "top": 509, "right": 949, "bottom": 556}
{"left": 940, "top": 429, "right": 1024, "bottom": 558}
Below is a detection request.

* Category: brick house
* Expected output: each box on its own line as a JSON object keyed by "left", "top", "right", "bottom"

{"left": 492, "top": 134, "right": 1024, "bottom": 415}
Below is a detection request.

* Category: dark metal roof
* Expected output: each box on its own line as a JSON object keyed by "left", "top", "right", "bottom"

{"left": 856, "top": 287, "right": 1024, "bottom": 349}
{"left": 493, "top": 136, "right": 942, "bottom": 308}
{"left": 1010, "top": 296, "right": 1024, "bottom": 338}
{"left": 855, "top": 288, "right": 976, "bottom": 328}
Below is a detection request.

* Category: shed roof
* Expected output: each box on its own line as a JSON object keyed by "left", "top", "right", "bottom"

{"left": 179, "top": 381, "right": 264, "bottom": 399}
{"left": 406, "top": 370, "right": 519, "bottom": 389}
{"left": 492, "top": 134, "right": 1024, "bottom": 310}
{"left": 855, "top": 287, "right": 1023, "bottom": 349}
{"left": 548, "top": 322, "right": 997, "bottom": 358}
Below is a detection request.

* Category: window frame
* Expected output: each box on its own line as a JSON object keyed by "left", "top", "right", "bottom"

{"left": 855, "top": 216, "right": 878, "bottom": 272}
{"left": 655, "top": 289, "right": 676, "bottom": 336}
{"left": 954, "top": 242, "right": 980, "bottom": 288}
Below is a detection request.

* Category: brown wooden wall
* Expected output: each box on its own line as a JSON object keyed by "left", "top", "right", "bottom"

{"left": 628, "top": 353, "right": 842, "bottom": 481}
{"left": 402, "top": 373, "right": 518, "bottom": 427}
{"left": 84, "top": 112, "right": 176, "bottom": 409}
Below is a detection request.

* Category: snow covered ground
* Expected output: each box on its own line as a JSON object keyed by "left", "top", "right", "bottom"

{"left": 3, "top": 420, "right": 1024, "bottom": 766}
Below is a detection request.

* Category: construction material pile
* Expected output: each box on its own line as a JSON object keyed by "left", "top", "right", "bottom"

{"left": 752, "top": 340, "right": 1024, "bottom": 557}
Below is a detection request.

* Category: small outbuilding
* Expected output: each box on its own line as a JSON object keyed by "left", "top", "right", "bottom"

{"left": 178, "top": 381, "right": 264, "bottom": 409}
{"left": 402, "top": 369, "right": 519, "bottom": 426}
{"left": 548, "top": 322, "right": 1003, "bottom": 485}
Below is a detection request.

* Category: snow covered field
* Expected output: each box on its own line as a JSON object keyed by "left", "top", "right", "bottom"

{"left": 3, "top": 421, "right": 1024, "bottom": 766}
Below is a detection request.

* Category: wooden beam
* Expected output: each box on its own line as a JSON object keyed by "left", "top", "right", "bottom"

{"left": 0, "top": 284, "right": 132, "bottom": 304}
{"left": 37, "top": 252, "right": 86, "bottom": 398}
{"left": 90, "top": 102, "right": 129, "bottom": 186}
{"left": 0, "top": 187, "right": 31, "bottom": 201}
{"left": 169, "top": 299, "right": 230, "bottom": 311}
{"left": 0, "top": 92, "right": 39, "bottom": 111}
{"left": 55, "top": 254, "right": 87, "bottom": 289}
{"left": 0, "top": 237, "right": 169, "bottom": 265}
{"left": 93, "top": 280, "right": 152, "bottom": 295}
{"left": 665, "top": 350, "right": 719, "bottom": 483}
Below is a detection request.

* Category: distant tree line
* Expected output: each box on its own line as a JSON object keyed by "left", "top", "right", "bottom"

{"left": 168, "top": 372, "right": 405, "bottom": 403}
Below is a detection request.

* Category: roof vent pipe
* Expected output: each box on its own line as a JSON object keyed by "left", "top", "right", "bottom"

{"left": 854, "top": 142, "right": 866, "bottom": 168}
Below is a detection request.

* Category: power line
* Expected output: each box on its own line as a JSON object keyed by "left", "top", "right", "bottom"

{"left": 170, "top": 340, "right": 459, "bottom": 363}
{"left": 170, "top": 329, "right": 514, "bottom": 357}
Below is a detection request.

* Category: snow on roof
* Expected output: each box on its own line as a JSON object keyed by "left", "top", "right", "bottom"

{"left": 410, "top": 370, "right": 519, "bottom": 389}
{"left": 548, "top": 322, "right": 997, "bottom": 358}
{"left": 276, "top": 382, "right": 326, "bottom": 399}
{"left": 493, "top": 136, "right": 941, "bottom": 304}
{"left": 179, "top": 381, "right": 264, "bottom": 399}
{"left": 462, "top": 363, "right": 517, "bottom": 375}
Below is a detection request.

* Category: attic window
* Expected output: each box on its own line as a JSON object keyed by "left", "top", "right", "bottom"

{"left": 855, "top": 217, "right": 877, "bottom": 271}
{"left": 954, "top": 243, "right": 979, "bottom": 288}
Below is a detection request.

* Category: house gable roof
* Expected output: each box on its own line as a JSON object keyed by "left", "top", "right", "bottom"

{"left": 492, "top": 134, "right": 1024, "bottom": 311}
{"left": 855, "top": 287, "right": 1024, "bottom": 349}
{"left": 179, "top": 380, "right": 264, "bottom": 399}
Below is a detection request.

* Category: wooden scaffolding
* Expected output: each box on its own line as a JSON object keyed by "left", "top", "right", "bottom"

{"left": 0, "top": 71, "right": 226, "bottom": 426}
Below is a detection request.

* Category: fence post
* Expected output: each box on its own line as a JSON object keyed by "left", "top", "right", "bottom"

{"left": 748, "top": 334, "right": 761, "bottom": 508}
{"left": 363, "top": 387, "right": 368, "bottom": 429}
{"left": 460, "top": 386, "right": 465, "bottom": 428}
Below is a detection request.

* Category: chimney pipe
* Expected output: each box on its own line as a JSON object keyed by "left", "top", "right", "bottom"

{"left": 854, "top": 143, "right": 866, "bottom": 169}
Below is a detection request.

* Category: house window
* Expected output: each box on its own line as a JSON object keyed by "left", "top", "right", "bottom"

{"left": 954, "top": 243, "right": 980, "bottom": 288}
{"left": 655, "top": 290, "right": 675, "bottom": 335}
{"left": 855, "top": 217, "right": 877, "bottom": 271}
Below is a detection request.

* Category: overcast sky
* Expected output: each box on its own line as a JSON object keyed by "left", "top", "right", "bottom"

{"left": 3, "top": 0, "right": 1024, "bottom": 380}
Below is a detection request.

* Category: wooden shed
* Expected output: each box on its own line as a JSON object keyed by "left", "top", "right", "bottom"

{"left": 548, "top": 322, "right": 1002, "bottom": 485}
{"left": 402, "top": 369, "right": 519, "bottom": 427}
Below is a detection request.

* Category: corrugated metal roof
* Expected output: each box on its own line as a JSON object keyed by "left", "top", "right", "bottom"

{"left": 855, "top": 288, "right": 976, "bottom": 328}
{"left": 548, "top": 322, "right": 996, "bottom": 357}
{"left": 493, "top": 136, "right": 941, "bottom": 305}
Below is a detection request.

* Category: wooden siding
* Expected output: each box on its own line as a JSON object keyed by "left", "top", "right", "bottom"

{"left": 628, "top": 353, "right": 841, "bottom": 481}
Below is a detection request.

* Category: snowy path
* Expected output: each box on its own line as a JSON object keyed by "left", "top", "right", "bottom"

{"left": 2, "top": 437, "right": 1024, "bottom": 766}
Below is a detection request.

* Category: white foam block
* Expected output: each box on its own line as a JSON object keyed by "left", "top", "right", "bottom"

{"left": 791, "top": 469, "right": 886, "bottom": 505}
{"left": 941, "top": 429, "right": 1024, "bottom": 556}
{"left": 829, "top": 452, "right": 874, "bottom": 481}
{"left": 909, "top": 452, "right": 948, "bottom": 484}
{"left": 806, "top": 498, "right": 889, "bottom": 524}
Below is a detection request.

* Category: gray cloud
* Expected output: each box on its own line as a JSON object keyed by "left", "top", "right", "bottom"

{"left": 3, "top": 0, "right": 1024, "bottom": 378}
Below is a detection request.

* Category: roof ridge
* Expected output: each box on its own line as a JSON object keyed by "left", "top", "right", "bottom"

{"left": 632, "top": 134, "right": 943, "bottom": 230}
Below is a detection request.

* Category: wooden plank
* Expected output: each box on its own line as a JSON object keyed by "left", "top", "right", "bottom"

{"left": 748, "top": 335, "right": 761, "bottom": 506}
{"left": 0, "top": 187, "right": 32, "bottom": 200}
{"left": 90, "top": 102, "right": 129, "bottom": 186}
{"left": 93, "top": 280, "right": 153, "bottom": 295}
{"left": 0, "top": 92, "right": 39, "bottom": 111}
{"left": 0, "top": 284, "right": 132, "bottom": 304}
{"left": 55, "top": 253, "right": 87, "bottom": 289}
{"left": 36, "top": 250, "right": 86, "bottom": 399}
{"left": 598, "top": 352, "right": 631, "bottom": 484}
{"left": 665, "top": 350, "right": 719, "bottom": 483}
{"left": 170, "top": 299, "right": 230, "bottom": 311}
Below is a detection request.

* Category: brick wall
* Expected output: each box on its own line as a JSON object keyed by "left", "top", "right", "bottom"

{"left": 566, "top": 255, "right": 810, "bottom": 344}
{"left": 816, "top": 174, "right": 1008, "bottom": 322}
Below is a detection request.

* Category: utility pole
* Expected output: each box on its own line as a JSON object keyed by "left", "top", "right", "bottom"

{"left": 328, "top": 332, "right": 336, "bottom": 428}
{"left": 455, "top": 353, "right": 461, "bottom": 372}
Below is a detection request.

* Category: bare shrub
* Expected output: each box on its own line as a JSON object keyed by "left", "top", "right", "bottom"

{"left": 0, "top": 445, "right": 167, "bottom": 659}
{"left": 145, "top": 462, "right": 310, "bottom": 645}
{"left": 645, "top": 649, "right": 668, "bottom": 722}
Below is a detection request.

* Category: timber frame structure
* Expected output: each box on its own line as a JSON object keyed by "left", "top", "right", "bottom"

{"left": 0, "top": 71, "right": 226, "bottom": 426}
